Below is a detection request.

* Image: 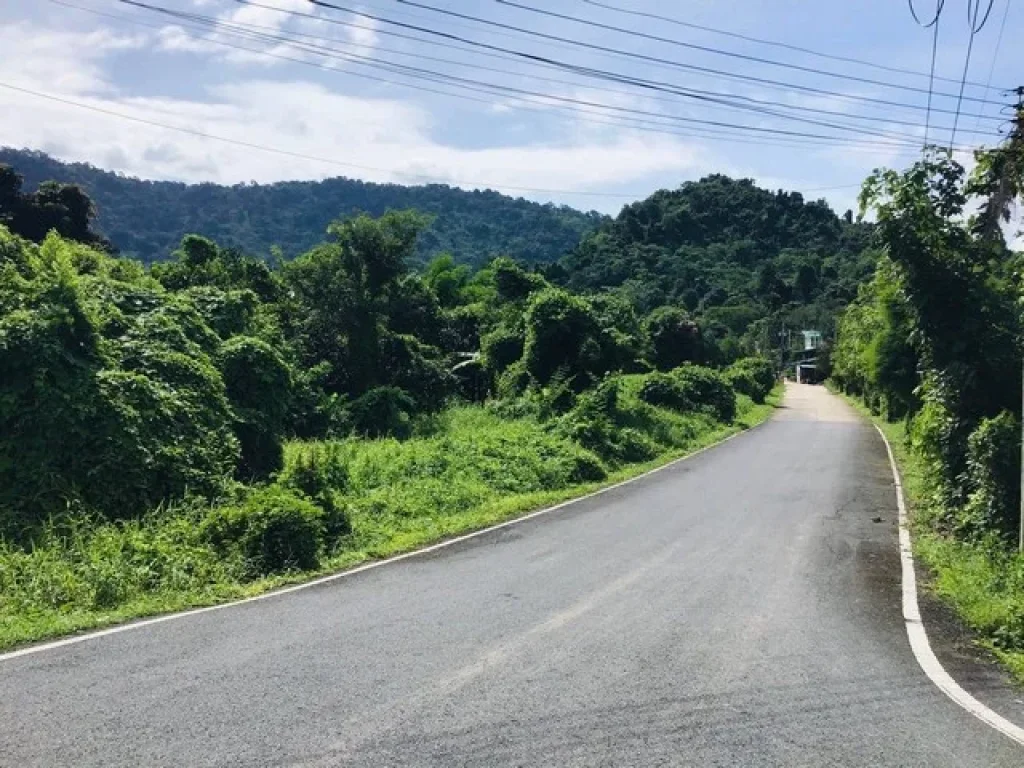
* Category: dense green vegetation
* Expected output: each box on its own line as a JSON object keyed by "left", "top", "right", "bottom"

{"left": 832, "top": 134, "right": 1024, "bottom": 676}
{"left": 0, "top": 148, "right": 603, "bottom": 266}
{"left": 0, "top": 165, "right": 799, "bottom": 647}
{"left": 558, "top": 174, "right": 877, "bottom": 364}
{"left": 0, "top": 392, "right": 776, "bottom": 648}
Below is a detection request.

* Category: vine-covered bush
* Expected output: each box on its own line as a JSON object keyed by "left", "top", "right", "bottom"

{"left": 201, "top": 486, "right": 325, "bottom": 576}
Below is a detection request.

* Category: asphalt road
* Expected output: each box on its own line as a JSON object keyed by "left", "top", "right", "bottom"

{"left": 3, "top": 384, "right": 1024, "bottom": 767}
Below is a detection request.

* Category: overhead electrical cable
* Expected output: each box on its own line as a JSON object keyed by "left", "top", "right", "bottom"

{"left": 579, "top": 0, "right": 1005, "bottom": 91}
{"left": 950, "top": 0, "right": 997, "bottom": 147}
{"left": 117, "top": 0, "right": 971, "bottom": 147}
{"left": 393, "top": 0, "right": 996, "bottom": 105}
{"left": 971, "top": 0, "right": 1012, "bottom": 134}
{"left": 50, "top": 1, "right": 923, "bottom": 155}
{"left": 287, "top": 0, "right": 1003, "bottom": 123}
{"left": 908, "top": 0, "right": 945, "bottom": 146}
{"left": 493, "top": 0, "right": 994, "bottom": 104}
{"left": 69, "top": 0, "right": 968, "bottom": 135}
{"left": 0, "top": 80, "right": 665, "bottom": 199}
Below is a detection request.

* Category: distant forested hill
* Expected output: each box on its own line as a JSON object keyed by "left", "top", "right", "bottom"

{"left": 0, "top": 148, "right": 605, "bottom": 265}
{"left": 557, "top": 174, "right": 876, "bottom": 354}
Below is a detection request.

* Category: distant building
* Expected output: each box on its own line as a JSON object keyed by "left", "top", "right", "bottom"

{"left": 802, "top": 330, "right": 822, "bottom": 351}
{"left": 796, "top": 330, "right": 822, "bottom": 383}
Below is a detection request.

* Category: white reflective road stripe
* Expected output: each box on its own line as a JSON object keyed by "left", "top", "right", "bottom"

{"left": 875, "top": 423, "right": 1024, "bottom": 747}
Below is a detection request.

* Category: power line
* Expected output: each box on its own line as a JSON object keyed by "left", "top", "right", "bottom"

{"left": 972, "top": 0, "right": 1012, "bottom": 134}
{"left": 494, "top": 0, "right": 995, "bottom": 104}
{"left": 264, "top": 1, "right": 998, "bottom": 134}
{"left": 395, "top": 0, "right": 996, "bottom": 105}
{"left": 294, "top": 0, "right": 1004, "bottom": 123}
{"left": 579, "top": 0, "right": 1005, "bottom": 91}
{"left": 120, "top": 0, "right": 964, "bottom": 148}
{"left": 52, "top": 0, "right": 928, "bottom": 156}
{"left": 0, "top": 80, "right": 873, "bottom": 203}
{"left": 908, "top": 0, "right": 945, "bottom": 146}
{"left": 106, "top": 0, "right": 905, "bottom": 139}
{"left": 79, "top": 0, "right": 974, "bottom": 137}
{"left": 0, "top": 80, "right": 660, "bottom": 199}
{"left": 951, "top": 0, "right": 997, "bottom": 147}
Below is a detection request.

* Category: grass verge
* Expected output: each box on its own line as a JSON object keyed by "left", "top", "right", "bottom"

{"left": 0, "top": 386, "right": 781, "bottom": 652}
{"left": 831, "top": 386, "right": 1024, "bottom": 683}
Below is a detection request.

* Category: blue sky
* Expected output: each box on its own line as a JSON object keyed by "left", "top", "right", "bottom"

{"left": 0, "top": 0, "right": 1019, "bottom": 215}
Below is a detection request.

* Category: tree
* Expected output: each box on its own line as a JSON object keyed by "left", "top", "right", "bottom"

{"left": 523, "top": 288, "right": 605, "bottom": 388}
{"left": 645, "top": 306, "right": 702, "bottom": 371}
{"left": 0, "top": 166, "right": 110, "bottom": 249}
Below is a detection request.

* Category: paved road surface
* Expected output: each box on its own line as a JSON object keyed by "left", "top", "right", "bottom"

{"left": 3, "top": 384, "right": 1023, "bottom": 766}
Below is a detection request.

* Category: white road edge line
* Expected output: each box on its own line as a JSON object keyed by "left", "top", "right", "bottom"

{"left": 0, "top": 414, "right": 773, "bottom": 663}
{"left": 874, "top": 423, "right": 1024, "bottom": 747}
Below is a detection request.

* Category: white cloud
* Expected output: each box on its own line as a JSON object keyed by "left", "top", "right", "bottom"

{"left": 0, "top": 24, "right": 707, "bottom": 210}
{"left": 344, "top": 11, "right": 378, "bottom": 58}
{"left": 0, "top": 22, "right": 146, "bottom": 95}
{"left": 156, "top": 25, "right": 221, "bottom": 54}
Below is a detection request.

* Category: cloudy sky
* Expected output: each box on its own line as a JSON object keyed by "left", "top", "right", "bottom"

{"left": 0, "top": 0, "right": 1019, "bottom": 214}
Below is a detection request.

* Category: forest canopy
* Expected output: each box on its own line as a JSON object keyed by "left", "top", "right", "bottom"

{"left": 0, "top": 148, "right": 604, "bottom": 266}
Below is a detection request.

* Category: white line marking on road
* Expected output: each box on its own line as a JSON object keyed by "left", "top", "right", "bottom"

{"left": 0, "top": 416, "right": 772, "bottom": 663}
{"left": 874, "top": 424, "right": 1024, "bottom": 747}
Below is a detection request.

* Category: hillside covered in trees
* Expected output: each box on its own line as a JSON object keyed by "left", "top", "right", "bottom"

{"left": 0, "top": 148, "right": 604, "bottom": 266}
{"left": 0, "top": 169, "right": 789, "bottom": 646}
{"left": 0, "top": 153, "right": 890, "bottom": 647}
{"left": 557, "top": 175, "right": 876, "bottom": 363}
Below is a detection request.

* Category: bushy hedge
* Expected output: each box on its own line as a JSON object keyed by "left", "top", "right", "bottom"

{"left": 672, "top": 364, "right": 736, "bottom": 422}
{"left": 725, "top": 357, "right": 775, "bottom": 403}
{"left": 637, "top": 364, "right": 736, "bottom": 422}
{"left": 558, "top": 378, "right": 659, "bottom": 464}
{"left": 958, "top": 411, "right": 1021, "bottom": 541}
{"left": 201, "top": 486, "right": 325, "bottom": 576}
{"left": 637, "top": 372, "right": 691, "bottom": 411}
{"left": 278, "top": 443, "right": 352, "bottom": 544}
{"left": 0, "top": 232, "right": 239, "bottom": 537}
{"left": 349, "top": 386, "right": 417, "bottom": 439}
{"left": 219, "top": 335, "right": 293, "bottom": 480}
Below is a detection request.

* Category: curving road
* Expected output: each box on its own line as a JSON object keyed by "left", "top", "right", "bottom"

{"left": 3, "top": 384, "right": 1024, "bottom": 766}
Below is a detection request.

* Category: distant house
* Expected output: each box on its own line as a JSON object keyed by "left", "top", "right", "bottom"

{"left": 801, "top": 330, "right": 822, "bottom": 351}
{"left": 795, "top": 330, "right": 822, "bottom": 383}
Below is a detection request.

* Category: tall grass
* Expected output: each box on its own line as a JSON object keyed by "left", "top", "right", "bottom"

{"left": 0, "top": 387, "right": 778, "bottom": 650}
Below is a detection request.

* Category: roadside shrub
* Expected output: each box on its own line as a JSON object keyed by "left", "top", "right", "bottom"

{"left": 729, "top": 356, "right": 774, "bottom": 403}
{"left": 557, "top": 378, "right": 658, "bottom": 464}
{"left": 726, "top": 357, "right": 775, "bottom": 403}
{"left": 349, "top": 386, "right": 416, "bottom": 439}
{"left": 535, "top": 368, "right": 579, "bottom": 419}
{"left": 638, "top": 371, "right": 691, "bottom": 411}
{"left": 279, "top": 443, "right": 352, "bottom": 543}
{"left": 645, "top": 305, "right": 702, "bottom": 370}
{"left": 958, "top": 412, "right": 1020, "bottom": 541}
{"left": 219, "top": 335, "right": 293, "bottom": 480}
{"left": 724, "top": 367, "right": 760, "bottom": 402}
{"left": 202, "top": 486, "right": 324, "bottom": 577}
{"left": 0, "top": 234, "right": 241, "bottom": 536}
{"left": 378, "top": 333, "right": 454, "bottom": 413}
{"left": 523, "top": 287, "right": 606, "bottom": 386}
{"left": 672, "top": 364, "right": 736, "bottom": 422}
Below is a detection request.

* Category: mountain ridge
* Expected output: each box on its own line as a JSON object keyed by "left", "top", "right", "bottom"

{"left": 0, "top": 147, "right": 605, "bottom": 265}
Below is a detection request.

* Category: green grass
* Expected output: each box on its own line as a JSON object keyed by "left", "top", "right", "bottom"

{"left": 832, "top": 387, "right": 1024, "bottom": 682}
{"left": 0, "top": 386, "right": 781, "bottom": 651}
